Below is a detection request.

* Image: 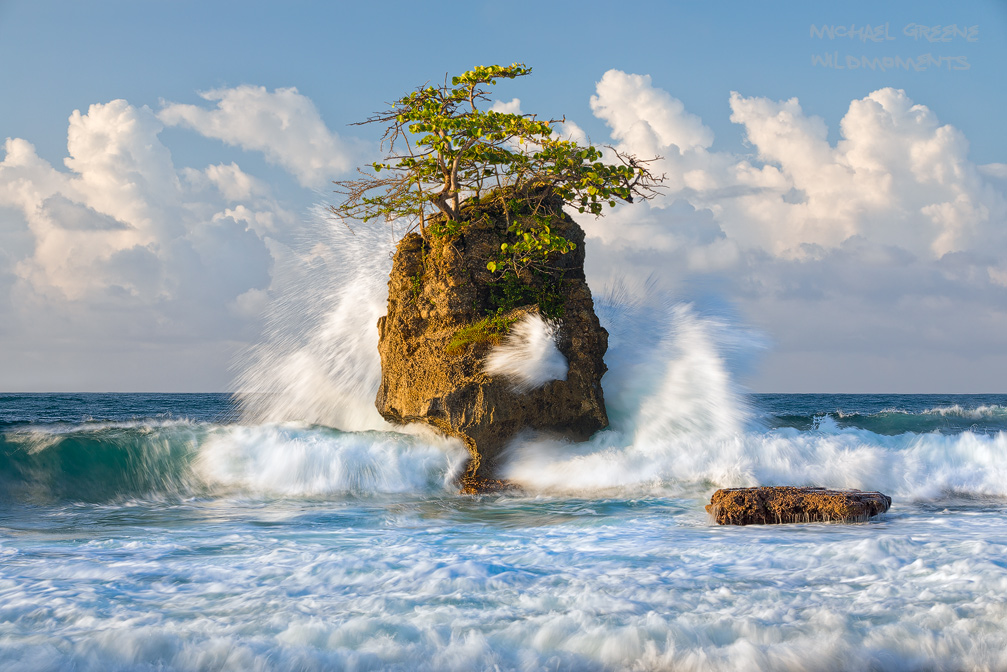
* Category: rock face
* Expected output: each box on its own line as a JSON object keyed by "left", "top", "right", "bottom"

{"left": 707, "top": 487, "right": 892, "bottom": 525}
{"left": 375, "top": 191, "right": 609, "bottom": 487}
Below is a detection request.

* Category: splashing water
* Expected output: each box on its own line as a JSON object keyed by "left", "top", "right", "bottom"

{"left": 484, "top": 312, "right": 568, "bottom": 392}
{"left": 194, "top": 423, "right": 467, "bottom": 496}
{"left": 221, "top": 208, "right": 1007, "bottom": 504}
{"left": 6, "top": 213, "right": 1007, "bottom": 670}
{"left": 233, "top": 208, "right": 395, "bottom": 431}
{"left": 501, "top": 292, "right": 759, "bottom": 493}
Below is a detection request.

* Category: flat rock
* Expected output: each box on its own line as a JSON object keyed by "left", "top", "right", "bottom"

{"left": 707, "top": 486, "right": 891, "bottom": 525}
{"left": 458, "top": 475, "right": 518, "bottom": 495}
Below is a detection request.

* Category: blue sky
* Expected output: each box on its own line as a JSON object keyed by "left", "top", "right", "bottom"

{"left": 1, "top": 0, "right": 1005, "bottom": 391}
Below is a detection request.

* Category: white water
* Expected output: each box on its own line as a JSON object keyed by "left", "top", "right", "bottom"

{"left": 194, "top": 423, "right": 467, "bottom": 496}
{"left": 224, "top": 213, "right": 1007, "bottom": 503}
{"left": 484, "top": 312, "right": 568, "bottom": 392}
{"left": 4, "top": 486, "right": 1007, "bottom": 672}
{"left": 233, "top": 207, "right": 394, "bottom": 431}
{"left": 499, "top": 302, "right": 1007, "bottom": 497}
{"left": 16, "top": 211, "right": 996, "bottom": 670}
{"left": 920, "top": 403, "right": 1007, "bottom": 419}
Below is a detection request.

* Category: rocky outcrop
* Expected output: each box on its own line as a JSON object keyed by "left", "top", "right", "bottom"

{"left": 707, "top": 487, "right": 892, "bottom": 525}
{"left": 375, "top": 191, "right": 608, "bottom": 489}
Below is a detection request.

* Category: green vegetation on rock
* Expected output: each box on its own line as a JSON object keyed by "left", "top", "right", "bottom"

{"left": 330, "top": 63, "right": 663, "bottom": 286}
{"left": 445, "top": 313, "right": 518, "bottom": 354}
{"left": 360, "top": 66, "right": 658, "bottom": 488}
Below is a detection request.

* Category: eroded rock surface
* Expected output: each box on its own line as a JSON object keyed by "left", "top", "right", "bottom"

{"left": 375, "top": 192, "right": 608, "bottom": 488}
{"left": 707, "top": 486, "right": 892, "bottom": 525}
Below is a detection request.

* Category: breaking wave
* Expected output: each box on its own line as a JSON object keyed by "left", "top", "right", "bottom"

{"left": 499, "top": 291, "right": 1007, "bottom": 501}
{"left": 0, "top": 422, "right": 466, "bottom": 504}
{"left": 22, "top": 210, "right": 971, "bottom": 507}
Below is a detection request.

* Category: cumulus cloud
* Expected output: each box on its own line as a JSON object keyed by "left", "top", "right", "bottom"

{"left": 0, "top": 101, "right": 284, "bottom": 306}
{"left": 576, "top": 70, "right": 1007, "bottom": 390}
{"left": 590, "top": 71, "right": 713, "bottom": 153}
{"left": 490, "top": 97, "right": 589, "bottom": 147}
{"left": 1, "top": 75, "right": 1003, "bottom": 391}
{"left": 159, "top": 85, "right": 362, "bottom": 189}
{"left": 586, "top": 70, "right": 1006, "bottom": 263}
{"left": 490, "top": 98, "right": 523, "bottom": 115}
{"left": 0, "top": 97, "right": 303, "bottom": 389}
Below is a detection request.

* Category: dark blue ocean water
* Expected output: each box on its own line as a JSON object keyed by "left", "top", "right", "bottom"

{"left": 1, "top": 392, "right": 1006, "bottom": 671}
{"left": 0, "top": 392, "right": 238, "bottom": 427}
{"left": 5, "top": 391, "right": 1004, "bottom": 431}
{"left": 754, "top": 392, "right": 1007, "bottom": 434}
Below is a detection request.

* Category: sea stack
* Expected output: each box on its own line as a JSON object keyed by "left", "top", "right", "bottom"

{"left": 375, "top": 190, "right": 609, "bottom": 491}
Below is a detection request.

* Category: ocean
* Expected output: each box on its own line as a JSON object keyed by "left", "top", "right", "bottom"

{"left": 3, "top": 218, "right": 1006, "bottom": 671}
{"left": 2, "top": 390, "right": 1007, "bottom": 671}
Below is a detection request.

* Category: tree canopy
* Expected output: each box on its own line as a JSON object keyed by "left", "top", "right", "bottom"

{"left": 330, "top": 63, "right": 663, "bottom": 273}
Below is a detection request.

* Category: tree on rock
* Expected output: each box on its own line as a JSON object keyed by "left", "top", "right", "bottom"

{"left": 331, "top": 64, "right": 664, "bottom": 491}
{"left": 330, "top": 63, "right": 663, "bottom": 275}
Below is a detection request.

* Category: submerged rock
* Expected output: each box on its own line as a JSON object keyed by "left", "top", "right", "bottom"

{"left": 707, "top": 486, "right": 892, "bottom": 525}
{"left": 375, "top": 190, "right": 608, "bottom": 490}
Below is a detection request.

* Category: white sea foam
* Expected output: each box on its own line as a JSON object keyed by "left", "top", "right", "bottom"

{"left": 5, "top": 494, "right": 1007, "bottom": 672}
{"left": 921, "top": 403, "right": 1006, "bottom": 419}
{"left": 499, "top": 297, "right": 1007, "bottom": 501}
{"left": 505, "top": 420, "right": 1007, "bottom": 499}
{"left": 484, "top": 312, "right": 568, "bottom": 392}
{"left": 194, "top": 423, "right": 467, "bottom": 496}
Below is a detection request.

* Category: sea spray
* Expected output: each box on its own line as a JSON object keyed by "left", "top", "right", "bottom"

{"left": 233, "top": 208, "right": 395, "bottom": 431}
{"left": 501, "top": 294, "right": 759, "bottom": 493}
{"left": 498, "top": 293, "right": 1007, "bottom": 499}
{"left": 483, "top": 313, "right": 568, "bottom": 392}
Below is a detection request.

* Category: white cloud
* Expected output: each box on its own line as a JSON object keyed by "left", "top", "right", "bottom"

{"left": 159, "top": 85, "right": 361, "bottom": 188}
{"left": 0, "top": 99, "right": 288, "bottom": 350}
{"left": 490, "top": 97, "right": 589, "bottom": 146}
{"left": 587, "top": 70, "right": 1006, "bottom": 262}
{"left": 576, "top": 71, "right": 1007, "bottom": 390}
{"left": 979, "top": 163, "right": 1007, "bottom": 180}
{"left": 590, "top": 71, "right": 713, "bottom": 153}
{"left": 204, "top": 162, "right": 268, "bottom": 202}
{"left": 490, "top": 98, "right": 522, "bottom": 115}
{"left": 1, "top": 76, "right": 1003, "bottom": 392}
{"left": 989, "top": 266, "right": 1007, "bottom": 287}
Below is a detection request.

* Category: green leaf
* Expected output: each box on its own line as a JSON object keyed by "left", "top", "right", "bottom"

{"left": 331, "top": 62, "right": 661, "bottom": 270}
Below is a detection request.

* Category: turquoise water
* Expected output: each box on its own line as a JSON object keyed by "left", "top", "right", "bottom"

{"left": 2, "top": 393, "right": 1007, "bottom": 671}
